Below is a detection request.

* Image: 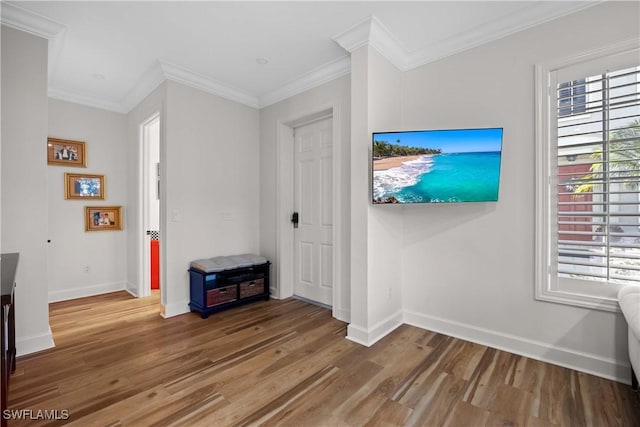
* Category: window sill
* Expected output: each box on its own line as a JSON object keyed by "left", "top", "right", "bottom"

{"left": 535, "top": 285, "right": 621, "bottom": 312}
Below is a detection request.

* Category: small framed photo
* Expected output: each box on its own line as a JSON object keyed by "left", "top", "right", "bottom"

{"left": 47, "top": 137, "right": 87, "bottom": 167}
{"left": 65, "top": 173, "right": 105, "bottom": 200}
{"left": 85, "top": 206, "right": 122, "bottom": 231}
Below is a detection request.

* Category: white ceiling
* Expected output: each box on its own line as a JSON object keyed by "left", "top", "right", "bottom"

{"left": 1, "top": 1, "right": 598, "bottom": 112}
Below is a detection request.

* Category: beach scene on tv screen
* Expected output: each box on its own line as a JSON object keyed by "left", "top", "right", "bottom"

{"left": 372, "top": 128, "right": 503, "bottom": 204}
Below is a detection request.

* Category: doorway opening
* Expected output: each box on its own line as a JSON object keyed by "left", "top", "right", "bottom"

{"left": 141, "top": 113, "right": 161, "bottom": 298}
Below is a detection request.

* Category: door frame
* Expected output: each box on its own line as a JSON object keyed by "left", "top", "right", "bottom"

{"left": 275, "top": 104, "right": 346, "bottom": 321}
{"left": 138, "top": 111, "right": 161, "bottom": 298}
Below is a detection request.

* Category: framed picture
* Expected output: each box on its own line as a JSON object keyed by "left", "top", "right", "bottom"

{"left": 47, "top": 137, "right": 87, "bottom": 167}
{"left": 85, "top": 206, "right": 122, "bottom": 231}
{"left": 65, "top": 173, "right": 105, "bottom": 200}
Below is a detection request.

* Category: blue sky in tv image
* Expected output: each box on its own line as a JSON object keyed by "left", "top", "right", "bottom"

{"left": 373, "top": 128, "right": 503, "bottom": 154}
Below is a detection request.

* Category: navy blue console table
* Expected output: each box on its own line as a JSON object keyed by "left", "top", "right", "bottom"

{"left": 188, "top": 254, "right": 270, "bottom": 319}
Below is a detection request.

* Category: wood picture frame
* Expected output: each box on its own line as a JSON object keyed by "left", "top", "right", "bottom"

{"left": 85, "top": 206, "right": 122, "bottom": 231}
{"left": 47, "top": 137, "right": 87, "bottom": 167}
{"left": 65, "top": 173, "right": 105, "bottom": 200}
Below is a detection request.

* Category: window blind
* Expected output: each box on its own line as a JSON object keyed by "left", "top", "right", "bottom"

{"left": 556, "top": 65, "right": 640, "bottom": 286}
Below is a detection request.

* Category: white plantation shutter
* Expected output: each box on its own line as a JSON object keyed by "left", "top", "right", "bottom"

{"left": 535, "top": 42, "right": 640, "bottom": 311}
{"left": 556, "top": 65, "right": 640, "bottom": 286}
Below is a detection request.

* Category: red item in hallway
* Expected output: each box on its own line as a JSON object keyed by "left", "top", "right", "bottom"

{"left": 151, "top": 240, "right": 160, "bottom": 289}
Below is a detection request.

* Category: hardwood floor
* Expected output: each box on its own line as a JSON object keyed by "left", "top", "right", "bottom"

{"left": 8, "top": 291, "right": 640, "bottom": 426}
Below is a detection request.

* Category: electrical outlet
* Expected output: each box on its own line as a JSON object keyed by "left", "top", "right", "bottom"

{"left": 84, "top": 265, "right": 89, "bottom": 273}
{"left": 388, "top": 287, "right": 392, "bottom": 300}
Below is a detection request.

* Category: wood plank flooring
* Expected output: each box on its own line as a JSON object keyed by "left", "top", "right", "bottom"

{"left": 7, "top": 291, "right": 640, "bottom": 426}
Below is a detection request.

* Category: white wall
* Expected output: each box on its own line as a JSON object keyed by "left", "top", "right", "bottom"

{"left": 348, "top": 46, "right": 404, "bottom": 345}
{"left": 349, "top": 48, "right": 370, "bottom": 334}
{"left": 1, "top": 26, "right": 53, "bottom": 355}
{"left": 366, "top": 47, "right": 404, "bottom": 339}
{"left": 47, "top": 99, "right": 128, "bottom": 301}
{"left": 400, "top": 1, "right": 639, "bottom": 382}
{"left": 259, "top": 75, "right": 351, "bottom": 321}
{"left": 163, "top": 81, "right": 260, "bottom": 316}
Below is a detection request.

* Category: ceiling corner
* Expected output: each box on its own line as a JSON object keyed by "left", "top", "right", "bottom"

{"left": 121, "top": 61, "right": 167, "bottom": 113}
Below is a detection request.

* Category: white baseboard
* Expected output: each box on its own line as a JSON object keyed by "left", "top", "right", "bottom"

{"left": 48, "top": 281, "right": 126, "bottom": 303}
{"left": 403, "top": 310, "right": 630, "bottom": 384}
{"left": 333, "top": 307, "right": 350, "bottom": 323}
{"left": 161, "top": 300, "right": 190, "bottom": 318}
{"left": 346, "top": 323, "right": 369, "bottom": 346}
{"left": 125, "top": 281, "right": 139, "bottom": 297}
{"left": 17, "top": 327, "right": 55, "bottom": 356}
{"left": 346, "top": 310, "right": 403, "bottom": 347}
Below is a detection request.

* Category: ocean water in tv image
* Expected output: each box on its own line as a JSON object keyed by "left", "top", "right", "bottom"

{"left": 372, "top": 128, "right": 503, "bottom": 204}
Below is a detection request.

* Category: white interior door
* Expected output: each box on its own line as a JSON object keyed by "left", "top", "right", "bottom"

{"left": 293, "top": 117, "right": 333, "bottom": 306}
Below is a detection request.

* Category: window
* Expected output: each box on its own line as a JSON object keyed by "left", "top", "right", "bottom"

{"left": 536, "top": 41, "right": 640, "bottom": 311}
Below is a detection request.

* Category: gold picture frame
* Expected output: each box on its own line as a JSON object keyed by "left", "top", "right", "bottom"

{"left": 65, "top": 173, "right": 105, "bottom": 200}
{"left": 47, "top": 137, "right": 87, "bottom": 167}
{"left": 85, "top": 206, "right": 122, "bottom": 231}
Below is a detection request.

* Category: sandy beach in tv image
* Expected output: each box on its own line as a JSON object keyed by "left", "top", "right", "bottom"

{"left": 372, "top": 128, "right": 503, "bottom": 204}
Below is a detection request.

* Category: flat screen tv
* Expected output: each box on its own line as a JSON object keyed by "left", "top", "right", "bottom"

{"left": 372, "top": 128, "right": 503, "bottom": 204}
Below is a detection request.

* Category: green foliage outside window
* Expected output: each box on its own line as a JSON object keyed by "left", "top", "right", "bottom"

{"left": 573, "top": 119, "right": 640, "bottom": 194}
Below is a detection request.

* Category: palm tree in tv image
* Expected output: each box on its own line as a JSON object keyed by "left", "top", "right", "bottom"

{"left": 372, "top": 139, "right": 441, "bottom": 158}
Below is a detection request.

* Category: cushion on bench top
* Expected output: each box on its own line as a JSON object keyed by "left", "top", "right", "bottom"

{"left": 190, "top": 256, "right": 237, "bottom": 273}
{"left": 190, "top": 254, "right": 268, "bottom": 273}
{"left": 231, "top": 253, "right": 268, "bottom": 266}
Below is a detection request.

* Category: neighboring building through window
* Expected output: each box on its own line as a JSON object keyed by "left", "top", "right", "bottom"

{"left": 558, "top": 79, "right": 587, "bottom": 117}
{"left": 536, "top": 42, "right": 640, "bottom": 311}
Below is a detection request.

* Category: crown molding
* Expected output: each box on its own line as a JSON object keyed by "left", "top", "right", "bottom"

{"left": 160, "top": 61, "right": 260, "bottom": 109}
{"left": 0, "top": 1, "right": 64, "bottom": 39}
{"left": 1, "top": 2, "right": 68, "bottom": 94}
{"left": 404, "top": 1, "right": 604, "bottom": 70}
{"left": 332, "top": 15, "right": 408, "bottom": 70}
{"left": 259, "top": 55, "right": 351, "bottom": 108}
{"left": 52, "top": 54, "right": 351, "bottom": 113}
{"left": 332, "top": 15, "right": 375, "bottom": 53}
{"left": 37, "top": 2, "right": 603, "bottom": 115}
{"left": 365, "top": 16, "right": 409, "bottom": 70}
{"left": 48, "top": 87, "right": 128, "bottom": 114}
{"left": 333, "top": 3, "right": 602, "bottom": 72}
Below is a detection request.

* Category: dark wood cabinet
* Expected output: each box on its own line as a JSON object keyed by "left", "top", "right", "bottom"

{"left": 189, "top": 262, "right": 270, "bottom": 318}
{"left": 1, "top": 253, "right": 18, "bottom": 427}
